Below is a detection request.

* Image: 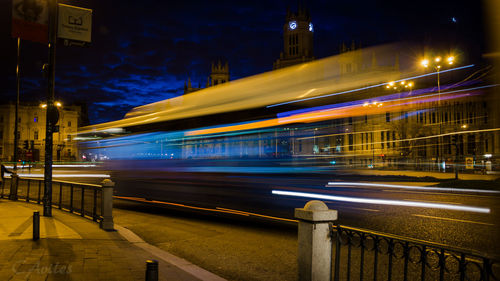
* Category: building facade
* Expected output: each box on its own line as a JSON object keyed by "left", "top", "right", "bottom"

{"left": 0, "top": 103, "right": 81, "bottom": 162}
{"left": 184, "top": 60, "right": 230, "bottom": 94}
{"left": 273, "top": 7, "right": 314, "bottom": 69}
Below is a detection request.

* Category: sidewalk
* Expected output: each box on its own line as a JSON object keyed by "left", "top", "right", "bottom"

{"left": 0, "top": 200, "right": 226, "bottom": 281}
{"left": 347, "top": 169, "right": 500, "bottom": 180}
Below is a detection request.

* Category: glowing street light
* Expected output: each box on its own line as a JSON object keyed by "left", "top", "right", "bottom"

{"left": 420, "top": 54, "right": 457, "bottom": 171}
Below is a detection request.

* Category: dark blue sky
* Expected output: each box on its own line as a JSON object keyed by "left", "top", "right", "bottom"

{"left": 0, "top": 0, "right": 486, "bottom": 124}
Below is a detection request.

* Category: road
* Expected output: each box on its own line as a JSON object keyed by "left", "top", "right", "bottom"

{"left": 11, "top": 165, "right": 500, "bottom": 280}
{"left": 14, "top": 165, "right": 500, "bottom": 255}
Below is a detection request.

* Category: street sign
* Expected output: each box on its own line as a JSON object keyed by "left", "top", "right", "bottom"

{"left": 465, "top": 157, "right": 474, "bottom": 169}
{"left": 57, "top": 4, "right": 92, "bottom": 45}
{"left": 11, "top": 0, "right": 49, "bottom": 43}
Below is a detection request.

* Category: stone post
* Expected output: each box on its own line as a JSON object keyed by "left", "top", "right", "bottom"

{"left": 100, "top": 179, "right": 114, "bottom": 231}
{"left": 295, "top": 200, "right": 338, "bottom": 281}
{"left": 8, "top": 172, "right": 19, "bottom": 201}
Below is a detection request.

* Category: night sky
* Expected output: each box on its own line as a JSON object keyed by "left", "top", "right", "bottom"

{"left": 0, "top": 0, "right": 487, "bottom": 125}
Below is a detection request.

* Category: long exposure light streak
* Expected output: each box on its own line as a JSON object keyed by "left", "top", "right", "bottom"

{"left": 187, "top": 84, "right": 492, "bottom": 137}
{"left": 271, "top": 190, "right": 491, "bottom": 213}
{"left": 325, "top": 182, "right": 500, "bottom": 194}
{"left": 267, "top": 64, "right": 475, "bottom": 108}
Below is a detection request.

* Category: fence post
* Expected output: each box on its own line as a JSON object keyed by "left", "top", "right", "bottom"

{"left": 8, "top": 172, "right": 19, "bottom": 201}
{"left": 100, "top": 179, "right": 115, "bottom": 231}
{"left": 295, "top": 200, "right": 338, "bottom": 281}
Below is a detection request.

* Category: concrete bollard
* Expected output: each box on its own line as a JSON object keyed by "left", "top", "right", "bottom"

{"left": 8, "top": 172, "right": 19, "bottom": 201}
{"left": 99, "top": 179, "right": 115, "bottom": 231}
{"left": 295, "top": 200, "right": 338, "bottom": 281}
{"left": 33, "top": 211, "right": 40, "bottom": 241}
{"left": 145, "top": 259, "right": 158, "bottom": 281}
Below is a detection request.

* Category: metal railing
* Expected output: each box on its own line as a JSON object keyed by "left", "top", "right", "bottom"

{"left": 1, "top": 176, "right": 103, "bottom": 222}
{"left": 331, "top": 224, "right": 499, "bottom": 281}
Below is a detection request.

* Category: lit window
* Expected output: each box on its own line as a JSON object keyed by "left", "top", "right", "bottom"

{"left": 34, "top": 117, "right": 38, "bottom": 123}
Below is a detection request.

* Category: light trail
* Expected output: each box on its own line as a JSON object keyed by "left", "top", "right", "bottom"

{"left": 326, "top": 182, "right": 500, "bottom": 194}
{"left": 271, "top": 190, "right": 491, "bottom": 213}
{"left": 12, "top": 173, "right": 110, "bottom": 178}
{"left": 267, "top": 64, "right": 475, "bottom": 108}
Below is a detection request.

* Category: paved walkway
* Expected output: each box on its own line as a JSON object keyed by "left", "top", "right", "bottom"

{"left": 347, "top": 169, "right": 500, "bottom": 180}
{"left": 0, "top": 200, "right": 226, "bottom": 281}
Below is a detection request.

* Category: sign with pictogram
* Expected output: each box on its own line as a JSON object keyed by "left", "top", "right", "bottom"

{"left": 57, "top": 3, "right": 92, "bottom": 44}
{"left": 465, "top": 157, "right": 474, "bottom": 169}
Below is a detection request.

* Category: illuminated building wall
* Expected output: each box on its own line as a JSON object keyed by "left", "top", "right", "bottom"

{"left": 0, "top": 103, "right": 81, "bottom": 162}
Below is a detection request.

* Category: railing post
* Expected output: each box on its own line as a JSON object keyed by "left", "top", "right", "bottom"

{"left": 8, "top": 172, "right": 19, "bottom": 201}
{"left": 100, "top": 179, "right": 114, "bottom": 231}
{"left": 295, "top": 200, "right": 338, "bottom": 281}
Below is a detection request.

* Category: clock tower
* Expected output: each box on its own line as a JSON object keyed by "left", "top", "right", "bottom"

{"left": 273, "top": 7, "right": 314, "bottom": 69}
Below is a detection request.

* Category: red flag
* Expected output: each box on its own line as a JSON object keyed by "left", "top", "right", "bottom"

{"left": 12, "top": 0, "right": 48, "bottom": 43}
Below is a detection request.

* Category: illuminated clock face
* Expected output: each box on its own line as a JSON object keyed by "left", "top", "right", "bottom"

{"left": 289, "top": 21, "right": 297, "bottom": 30}
{"left": 309, "top": 22, "right": 314, "bottom": 32}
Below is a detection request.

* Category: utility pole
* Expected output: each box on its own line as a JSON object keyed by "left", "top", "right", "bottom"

{"left": 14, "top": 37, "right": 20, "bottom": 170}
{"left": 43, "top": 0, "right": 59, "bottom": 217}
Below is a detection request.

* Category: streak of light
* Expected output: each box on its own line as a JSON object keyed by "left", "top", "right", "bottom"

{"left": 187, "top": 85, "right": 491, "bottom": 137}
{"left": 13, "top": 173, "right": 110, "bottom": 178}
{"left": 281, "top": 84, "right": 497, "bottom": 119}
{"left": 114, "top": 196, "right": 298, "bottom": 223}
{"left": 326, "top": 182, "right": 500, "bottom": 194}
{"left": 52, "top": 164, "right": 97, "bottom": 168}
{"left": 271, "top": 190, "right": 491, "bottom": 213}
{"left": 412, "top": 214, "right": 495, "bottom": 226}
{"left": 267, "top": 64, "right": 475, "bottom": 108}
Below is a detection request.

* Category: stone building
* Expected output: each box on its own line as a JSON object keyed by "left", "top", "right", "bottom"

{"left": 184, "top": 60, "right": 230, "bottom": 94}
{"left": 273, "top": 7, "right": 314, "bottom": 69}
{"left": 0, "top": 103, "right": 81, "bottom": 162}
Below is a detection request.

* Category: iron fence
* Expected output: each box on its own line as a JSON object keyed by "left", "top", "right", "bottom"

{"left": 331, "top": 224, "right": 499, "bottom": 281}
{"left": 1, "top": 176, "right": 103, "bottom": 222}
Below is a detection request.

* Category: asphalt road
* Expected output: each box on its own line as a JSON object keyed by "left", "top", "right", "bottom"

{"left": 12, "top": 166, "right": 500, "bottom": 280}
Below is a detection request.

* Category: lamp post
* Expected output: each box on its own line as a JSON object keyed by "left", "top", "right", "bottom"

{"left": 421, "top": 55, "right": 455, "bottom": 171}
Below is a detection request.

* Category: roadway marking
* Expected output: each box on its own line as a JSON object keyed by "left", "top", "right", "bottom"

{"left": 403, "top": 199, "right": 462, "bottom": 205}
{"left": 412, "top": 214, "right": 495, "bottom": 226}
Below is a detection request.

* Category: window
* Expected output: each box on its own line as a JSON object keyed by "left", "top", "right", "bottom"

{"left": 68, "top": 121, "right": 71, "bottom": 127}
{"left": 387, "top": 131, "right": 391, "bottom": 148}
{"left": 348, "top": 134, "right": 353, "bottom": 151}
{"left": 34, "top": 130, "right": 38, "bottom": 140}
{"left": 348, "top": 117, "right": 353, "bottom": 126}
{"left": 0, "top": 131, "right": 3, "bottom": 140}
{"left": 67, "top": 134, "right": 71, "bottom": 142}
{"left": 467, "top": 135, "right": 476, "bottom": 154}
{"left": 365, "top": 133, "right": 369, "bottom": 150}
{"left": 386, "top": 112, "right": 390, "bottom": 122}
{"left": 381, "top": 132, "right": 384, "bottom": 149}
{"left": 34, "top": 117, "right": 38, "bottom": 123}
{"left": 432, "top": 112, "right": 436, "bottom": 124}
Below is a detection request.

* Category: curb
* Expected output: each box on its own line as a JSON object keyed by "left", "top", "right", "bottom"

{"left": 115, "top": 224, "right": 227, "bottom": 281}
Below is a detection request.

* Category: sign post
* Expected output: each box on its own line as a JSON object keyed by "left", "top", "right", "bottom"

{"left": 43, "top": 0, "right": 58, "bottom": 217}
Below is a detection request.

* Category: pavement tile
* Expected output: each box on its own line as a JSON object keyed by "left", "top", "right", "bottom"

{"left": 1, "top": 200, "right": 216, "bottom": 281}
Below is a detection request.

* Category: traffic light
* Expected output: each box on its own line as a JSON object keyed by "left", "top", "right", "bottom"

{"left": 23, "top": 140, "right": 29, "bottom": 149}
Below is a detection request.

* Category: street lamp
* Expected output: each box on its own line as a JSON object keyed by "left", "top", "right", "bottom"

{"left": 420, "top": 55, "right": 456, "bottom": 171}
